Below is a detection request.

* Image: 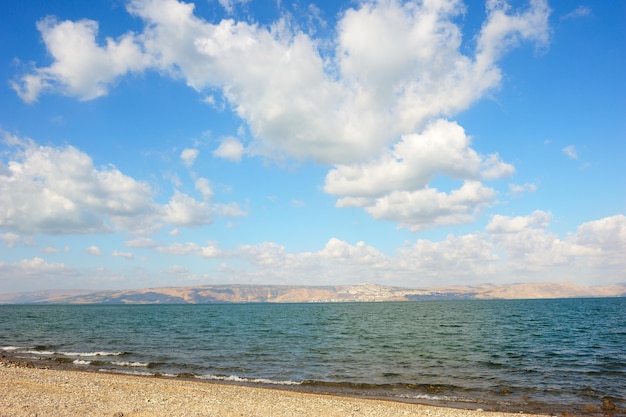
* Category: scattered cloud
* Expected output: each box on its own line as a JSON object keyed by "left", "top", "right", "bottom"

{"left": 42, "top": 245, "right": 61, "bottom": 253}
{"left": 180, "top": 148, "right": 199, "bottom": 166}
{"left": 86, "top": 246, "right": 103, "bottom": 256}
{"left": 156, "top": 241, "right": 223, "bottom": 258}
{"left": 0, "top": 258, "right": 73, "bottom": 288}
{"left": 162, "top": 190, "right": 214, "bottom": 227}
{"left": 13, "top": 0, "right": 550, "bottom": 166}
{"left": 124, "top": 237, "right": 158, "bottom": 248}
{"left": 143, "top": 213, "right": 626, "bottom": 286}
{"left": 325, "top": 120, "right": 510, "bottom": 230}
{"left": 362, "top": 181, "right": 497, "bottom": 231}
{"left": 0, "top": 133, "right": 245, "bottom": 235}
{"left": 509, "top": 182, "right": 537, "bottom": 197}
{"left": 213, "top": 136, "right": 244, "bottom": 162}
{"left": 2, "top": 213, "right": 624, "bottom": 292}
{"left": 11, "top": 17, "right": 151, "bottom": 102}
{"left": 112, "top": 250, "right": 134, "bottom": 260}
{"left": 1, "top": 232, "right": 21, "bottom": 248}
{"left": 194, "top": 177, "right": 213, "bottom": 200}
{"left": 562, "top": 145, "right": 578, "bottom": 159}
{"left": 0, "top": 133, "right": 157, "bottom": 234}
{"left": 9, "top": 0, "right": 552, "bottom": 232}
{"left": 218, "top": 0, "right": 250, "bottom": 14}
{"left": 562, "top": 6, "right": 591, "bottom": 21}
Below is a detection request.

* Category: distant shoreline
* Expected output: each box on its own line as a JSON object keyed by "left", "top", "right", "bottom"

{"left": 1, "top": 281, "right": 624, "bottom": 304}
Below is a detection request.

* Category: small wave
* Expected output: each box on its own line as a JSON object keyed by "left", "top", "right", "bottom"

{"left": 98, "top": 369, "right": 153, "bottom": 377}
{"left": 73, "top": 359, "right": 92, "bottom": 365}
{"left": 111, "top": 361, "right": 150, "bottom": 368}
{"left": 59, "top": 351, "right": 125, "bottom": 357}
{"left": 197, "top": 374, "right": 301, "bottom": 386}
{"left": 157, "top": 373, "right": 179, "bottom": 378}
{"left": 1, "top": 346, "right": 21, "bottom": 351}
{"left": 399, "top": 393, "right": 475, "bottom": 403}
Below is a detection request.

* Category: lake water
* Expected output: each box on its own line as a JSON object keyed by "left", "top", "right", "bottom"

{"left": 1, "top": 298, "right": 624, "bottom": 415}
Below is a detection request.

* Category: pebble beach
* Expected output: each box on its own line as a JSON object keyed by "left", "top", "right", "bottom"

{"left": 0, "top": 361, "right": 554, "bottom": 417}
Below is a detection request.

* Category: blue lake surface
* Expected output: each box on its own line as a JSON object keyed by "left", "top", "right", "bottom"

{"left": 1, "top": 298, "right": 625, "bottom": 414}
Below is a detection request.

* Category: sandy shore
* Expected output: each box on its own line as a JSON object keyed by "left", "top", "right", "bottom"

{"left": 0, "top": 365, "right": 554, "bottom": 417}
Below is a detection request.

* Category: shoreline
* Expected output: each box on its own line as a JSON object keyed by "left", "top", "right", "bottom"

{"left": 0, "top": 364, "right": 555, "bottom": 417}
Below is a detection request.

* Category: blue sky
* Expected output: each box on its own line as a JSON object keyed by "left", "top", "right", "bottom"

{"left": 1, "top": 0, "right": 624, "bottom": 293}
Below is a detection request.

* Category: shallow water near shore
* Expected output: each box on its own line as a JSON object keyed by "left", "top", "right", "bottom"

{"left": 1, "top": 298, "right": 624, "bottom": 415}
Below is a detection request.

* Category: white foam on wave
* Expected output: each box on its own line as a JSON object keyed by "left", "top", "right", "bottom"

{"left": 399, "top": 393, "right": 474, "bottom": 403}
{"left": 197, "top": 374, "right": 301, "bottom": 386}
{"left": 73, "top": 359, "right": 92, "bottom": 365}
{"left": 98, "top": 369, "right": 153, "bottom": 377}
{"left": 1, "top": 346, "right": 21, "bottom": 351}
{"left": 111, "top": 361, "right": 149, "bottom": 367}
{"left": 60, "top": 351, "right": 124, "bottom": 357}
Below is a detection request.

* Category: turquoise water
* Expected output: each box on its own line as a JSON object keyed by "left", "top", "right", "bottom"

{"left": 1, "top": 298, "right": 624, "bottom": 415}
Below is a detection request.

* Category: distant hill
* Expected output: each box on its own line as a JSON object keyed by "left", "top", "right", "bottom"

{"left": 0, "top": 282, "right": 624, "bottom": 304}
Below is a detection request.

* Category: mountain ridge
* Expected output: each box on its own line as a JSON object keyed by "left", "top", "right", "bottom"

{"left": 0, "top": 282, "right": 624, "bottom": 304}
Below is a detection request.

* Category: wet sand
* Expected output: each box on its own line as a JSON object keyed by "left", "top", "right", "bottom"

{"left": 0, "top": 364, "right": 552, "bottom": 417}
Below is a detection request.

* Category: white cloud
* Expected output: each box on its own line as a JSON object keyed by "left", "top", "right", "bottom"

{"left": 363, "top": 181, "right": 496, "bottom": 231}
{"left": 11, "top": 17, "right": 151, "bottom": 102}
{"left": 156, "top": 242, "right": 200, "bottom": 256}
{"left": 486, "top": 210, "right": 551, "bottom": 234}
{"left": 156, "top": 241, "right": 223, "bottom": 257}
{"left": 1, "top": 232, "right": 21, "bottom": 248}
{"left": 194, "top": 177, "right": 213, "bottom": 200}
{"left": 509, "top": 182, "right": 537, "bottom": 197}
{"left": 2, "top": 214, "right": 624, "bottom": 291}
{"left": 235, "top": 214, "right": 626, "bottom": 285}
{"left": 163, "top": 190, "right": 213, "bottom": 226}
{"left": 148, "top": 214, "right": 625, "bottom": 286}
{"left": 86, "top": 246, "right": 103, "bottom": 256}
{"left": 562, "top": 145, "right": 578, "bottom": 159}
{"left": 213, "top": 136, "right": 244, "bottom": 162}
{"left": 15, "top": 0, "right": 550, "bottom": 166}
{"left": 42, "top": 245, "right": 61, "bottom": 253}
{"left": 112, "top": 250, "right": 134, "bottom": 260}
{"left": 214, "top": 202, "right": 247, "bottom": 217}
{"left": 562, "top": 6, "right": 591, "bottom": 21}
{"left": 0, "top": 134, "right": 156, "bottom": 234}
{"left": 125, "top": 237, "right": 158, "bottom": 248}
{"left": 0, "top": 133, "right": 245, "bottom": 235}
{"left": 571, "top": 215, "right": 626, "bottom": 266}
{"left": 1, "top": 257, "right": 69, "bottom": 274}
{"left": 180, "top": 148, "right": 199, "bottom": 166}
{"left": 324, "top": 120, "right": 512, "bottom": 230}
{"left": 11, "top": 0, "right": 552, "bottom": 232}
{"left": 218, "top": 0, "right": 250, "bottom": 14}
{"left": 325, "top": 119, "right": 512, "bottom": 198}
{"left": 0, "top": 258, "right": 79, "bottom": 293}
{"left": 476, "top": 0, "right": 550, "bottom": 67}
{"left": 321, "top": 238, "right": 388, "bottom": 267}
{"left": 398, "top": 233, "right": 498, "bottom": 279}
{"left": 485, "top": 212, "right": 626, "bottom": 276}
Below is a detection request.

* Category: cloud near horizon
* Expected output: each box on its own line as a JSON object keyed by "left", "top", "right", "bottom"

{"left": 1, "top": 212, "right": 625, "bottom": 292}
